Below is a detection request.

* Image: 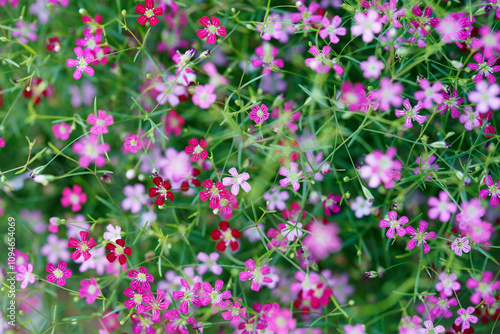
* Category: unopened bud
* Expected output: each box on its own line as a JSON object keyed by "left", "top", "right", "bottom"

{"left": 0, "top": 37, "right": 9, "bottom": 42}
{"left": 121, "top": 9, "right": 127, "bottom": 17}
{"left": 364, "top": 271, "right": 378, "bottom": 279}
{"left": 79, "top": 8, "right": 87, "bottom": 16}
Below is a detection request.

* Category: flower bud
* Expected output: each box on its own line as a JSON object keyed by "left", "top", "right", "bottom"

{"left": 121, "top": 9, "right": 127, "bottom": 17}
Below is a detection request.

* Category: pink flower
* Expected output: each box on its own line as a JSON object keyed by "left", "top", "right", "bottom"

{"left": 351, "top": 10, "right": 382, "bottom": 43}
{"left": 436, "top": 272, "right": 461, "bottom": 297}
{"left": 305, "top": 46, "right": 332, "bottom": 74}
{"left": 201, "top": 279, "right": 231, "bottom": 312}
{"left": 414, "top": 155, "right": 439, "bottom": 180}
{"left": 405, "top": 220, "right": 437, "bottom": 254}
{"left": 471, "top": 26, "right": 500, "bottom": 59}
{"left": 467, "top": 53, "right": 500, "bottom": 83}
{"left": 68, "top": 231, "right": 97, "bottom": 261}
{"left": 271, "top": 100, "right": 301, "bottom": 133}
{"left": 291, "top": 1, "right": 322, "bottom": 25}
{"left": 379, "top": 211, "right": 408, "bottom": 238}
{"left": 437, "top": 88, "right": 463, "bottom": 118}
{"left": 72, "top": 134, "right": 110, "bottom": 168}
{"left": 192, "top": 84, "right": 217, "bottom": 109}
{"left": 479, "top": 174, "right": 500, "bottom": 207}
{"left": 128, "top": 266, "right": 154, "bottom": 290}
{"left": 251, "top": 43, "right": 284, "bottom": 76}
{"left": 466, "top": 271, "right": 500, "bottom": 305}
{"left": 395, "top": 98, "right": 426, "bottom": 127}
{"left": 249, "top": 104, "right": 270, "bottom": 125}
{"left": 343, "top": 324, "right": 366, "bottom": 334}
{"left": 322, "top": 193, "right": 341, "bottom": 216}
{"left": 451, "top": 237, "right": 470, "bottom": 256}
{"left": 185, "top": 138, "right": 208, "bottom": 162}
{"left": 197, "top": 16, "right": 226, "bottom": 44}
{"left": 359, "top": 147, "right": 402, "bottom": 189}
{"left": 172, "top": 278, "right": 202, "bottom": 314}
{"left": 196, "top": 252, "right": 222, "bottom": 275}
{"left": 268, "top": 308, "right": 296, "bottom": 334}
{"left": 0, "top": 137, "right": 4, "bottom": 148}
{"left": 122, "top": 184, "right": 148, "bottom": 213}
{"left": 417, "top": 320, "right": 444, "bottom": 334}
{"left": 256, "top": 14, "right": 282, "bottom": 41}
{"left": 15, "top": 264, "right": 36, "bottom": 289}
{"left": 123, "top": 135, "right": 143, "bottom": 153}
{"left": 279, "top": 162, "right": 304, "bottom": 192}
{"left": 124, "top": 286, "right": 151, "bottom": 313}
{"left": 146, "top": 289, "right": 169, "bottom": 321}
{"left": 319, "top": 15, "right": 346, "bottom": 44}
{"left": 360, "top": 56, "right": 384, "bottom": 78}
{"left": 371, "top": 77, "right": 403, "bottom": 111}
{"left": 436, "top": 12, "right": 470, "bottom": 43}
{"left": 428, "top": 191, "right": 457, "bottom": 222}
{"left": 459, "top": 106, "right": 481, "bottom": 131}
{"left": 379, "top": 0, "right": 405, "bottom": 28}
{"left": 454, "top": 307, "right": 478, "bottom": 330}
{"left": 399, "top": 315, "right": 422, "bottom": 334}
{"left": 468, "top": 80, "right": 500, "bottom": 113}
{"left": 164, "top": 110, "right": 185, "bottom": 136}
{"left": 135, "top": 0, "right": 163, "bottom": 26}
{"left": 222, "top": 167, "right": 251, "bottom": 196}
{"left": 163, "top": 310, "right": 196, "bottom": 333}
{"left": 199, "top": 179, "right": 230, "bottom": 210}
{"left": 61, "top": 185, "right": 87, "bottom": 212}
{"left": 302, "top": 219, "right": 342, "bottom": 260}
{"left": 66, "top": 47, "right": 95, "bottom": 80}
{"left": 221, "top": 299, "right": 246, "bottom": 324}
{"left": 87, "top": 109, "right": 114, "bottom": 135}
{"left": 239, "top": 259, "right": 273, "bottom": 292}
{"left": 78, "top": 277, "right": 100, "bottom": 304}
{"left": 414, "top": 79, "right": 443, "bottom": 109}
{"left": 46, "top": 261, "right": 72, "bottom": 286}
{"left": 411, "top": 6, "right": 440, "bottom": 36}
{"left": 52, "top": 122, "right": 72, "bottom": 140}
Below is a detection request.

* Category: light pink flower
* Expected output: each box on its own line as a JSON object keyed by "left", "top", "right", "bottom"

{"left": 52, "top": 122, "right": 72, "bottom": 140}
{"left": 290, "top": 1, "right": 322, "bottom": 25}
{"left": 351, "top": 10, "right": 382, "bottom": 43}
{"left": 72, "top": 134, "right": 110, "bottom": 168}
{"left": 451, "top": 237, "right": 470, "bottom": 256}
{"left": 256, "top": 14, "right": 282, "bottom": 41}
{"left": 359, "top": 147, "right": 402, "bottom": 189}
{"left": 360, "top": 56, "right": 385, "bottom": 78}
{"left": 320, "top": 15, "right": 346, "bottom": 44}
{"left": 405, "top": 220, "right": 437, "bottom": 254}
{"left": 103, "top": 224, "right": 122, "bottom": 242}
{"left": 305, "top": 45, "right": 333, "bottom": 74}
{"left": 12, "top": 20, "right": 37, "bottom": 44}
{"left": 371, "top": 77, "right": 403, "bottom": 111}
{"left": 61, "top": 185, "right": 87, "bottom": 212}
{"left": 466, "top": 271, "right": 500, "bottom": 305}
{"left": 436, "top": 272, "right": 461, "bottom": 297}
{"left": 416, "top": 320, "right": 444, "bottom": 334}
{"left": 192, "top": 84, "right": 217, "bottom": 109}
{"left": 222, "top": 167, "right": 251, "bottom": 196}
{"left": 428, "top": 191, "right": 457, "bottom": 222}
{"left": 454, "top": 307, "right": 478, "bottom": 330}
{"left": 87, "top": 109, "right": 114, "bottom": 135}
{"left": 251, "top": 43, "right": 284, "bottom": 76}
{"left": 279, "top": 162, "right": 304, "bottom": 192}
{"left": 46, "top": 261, "right": 72, "bottom": 286}
{"left": 15, "top": 264, "right": 36, "bottom": 289}
{"left": 78, "top": 277, "right": 100, "bottom": 304}
{"left": 67, "top": 47, "right": 95, "bottom": 80}
{"left": 468, "top": 80, "right": 500, "bottom": 113}
{"left": 196, "top": 252, "right": 222, "bottom": 275}
{"left": 414, "top": 79, "right": 443, "bottom": 109}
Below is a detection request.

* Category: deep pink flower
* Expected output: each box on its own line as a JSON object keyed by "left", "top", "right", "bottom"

{"left": 279, "top": 162, "right": 304, "bottom": 192}
{"left": 471, "top": 26, "right": 500, "bottom": 59}
{"left": 68, "top": 231, "right": 97, "bottom": 261}
{"left": 322, "top": 193, "right": 341, "bottom": 216}
{"left": 379, "top": 211, "right": 408, "bottom": 238}
{"left": 135, "top": 0, "right": 163, "bottom": 26}
{"left": 66, "top": 47, "right": 95, "bottom": 80}
{"left": 163, "top": 309, "right": 196, "bottom": 334}
{"left": 72, "top": 134, "right": 110, "bottom": 168}
{"left": 454, "top": 307, "right": 478, "bottom": 330}
{"left": 320, "top": 15, "right": 346, "bottom": 44}
{"left": 249, "top": 104, "right": 270, "bottom": 125}
{"left": 197, "top": 16, "right": 226, "bottom": 44}
{"left": 146, "top": 289, "right": 169, "bottom": 321}
{"left": 411, "top": 6, "right": 440, "bottom": 36}
{"left": 379, "top": 0, "right": 405, "bottom": 28}
{"left": 199, "top": 179, "right": 229, "bottom": 209}
{"left": 271, "top": 100, "right": 301, "bottom": 133}
{"left": 0, "top": 137, "right": 4, "bottom": 148}
{"left": 46, "top": 261, "right": 72, "bottom": 286}
{"left": 52, "top": 122, "right": 72, "bottom": 141}
{"left": 124, "top": 286, "right": 151, "bottom": 313}
{"left": 436, "top": 12, "right": 471, "bottom": 43}
{"left": 305, "top": 46, "right": 335, "bottom": 74}
{"left": 128, "top": 266, "right": 154, "bottom": 290}
{"left": 61, "top": 185, "right": 87, "bottom": 212}
{"left": 466, "top": 271, "right": 500, "bottom": 305}
{"left": 239, "top": 259, "right": 273, "bottom": 292}
{"left": 201, "top": 279, "right": 232, "bottom": 312}
{"left": 405, "top": 220, "right": 437, "bottom": 254}
{"left": 395, "top": 98, "right": 426, "bottom": 127}
{"left": 87, "top": 109, "right": 114, "bottom": 135}
{"left": 148, "top": 176, "right": 174, "bottom": 206}
{"left": 479, "top": 174, "right": 500, "bottom": 207}
{"left": 268, "top": 308, "right": 296, "bottom": 333}
{"left": 123, "top": 135, "right": 143, "bottom": 153}
{"left": 437, "top": 88, "right": 464, "bottom": 118}
{"left": 164, "top": 110, "right": 185, "bottom": 136}
{"left": 185, "top": 138, "right": 208, "bottom": 162}
{"left": 222, "top": 299, "right": 246, "bottom": 324}
{"left": 467, "top": 53, "right": 500, "bottom": 84}
{"left": 172, "top": 278, "right": 202, "bottom": 313}
{"left": 78, "top": 277, "right": 100, "bottom": 304}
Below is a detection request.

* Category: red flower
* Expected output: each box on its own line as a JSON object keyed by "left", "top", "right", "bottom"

{"left": 105, "top": 239, "right": 132, "bottom": 265}
{"left": 196, "top": 16, "right": 226, "bottom": 44}
{"left": 275, "top": 139, "right": 299, "bottom": 165}
{"left": 184, "top": 138, "right": 208, "bottom": 162}
{"left": 148, "top": 176, "right": 174, "bottom": 206}
{"left": 135, "top": 0, "right": 163, "bottom": 26}
{"left": 68, "top": 231, "right": 97, "bottom": 261}
{"left": 23, "top": 78, "right": 54, "bottom": 105}
{"left": 211, "top": 221, "right": 241, "bottom": 252}
{"left": 181, "top": 168, "right": 201, "bottom": 191}
{"left": 46, "top": 37, "right": 61, "bottom": 53}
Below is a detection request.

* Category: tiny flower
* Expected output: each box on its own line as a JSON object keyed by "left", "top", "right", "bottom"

{"left": 66, "top": 47, "right": 95, "bottom": 80}
{"left": 211, "top": 221, "right": 241, "bottom": 252}
{"left": 478, "top": 174, "right": 500, "bottom": 207}
{"left": 468, "top": 80, "right": 500, "bottom": 113}
{"left": 199, "top": 179, "right": 230, "bottom": 210}
{"left": 46, "top": 261, "right": 72, "bottom": 286}
{"left": 466, "top": 271, "right": 500, "bottom": 305}
{"left": 459, "top": 106, "right": 481, "bottom": 131}
{"left": 275, "top": 139, "right": 299, "bottom": 165}
{"left": 148, "top": 176, "right": 174, "bottom": 206}
{"left": 351, "top": 10, "right": 382, "bottom": 43}
{"left": 467, "top": 53, "right": 500, "bottom": 84}
{"left": 105, "top": 239, "right": 132, "bottom": 265}
{"left": 68, "top": 231, "right": 97, "bottom": 261}
{"left": 405, "top": 220, "right": 437, "bottom": 254}
{"left": 379, "top": 211, "right": 409, "bottom": 238}
{"left": 201, "top": 279, "right": 232, "bottom": 312}
{"left": 256, "top": 14, "right": 282, "bottom": 41}
{"left": 172, "top": 279, "right": 202, "bottom": 314}
{"left": 281, "top": 220, "right": 303, "bottom": 241}
{"left": 78, "top": 277, "right": 100, "bottom": 304}
{"left": 322, "top": 193, "right": 342, "bottom": 216}
{"left": 239, "top": 259, "right": 273, "bottom": 292}
{"left": 135, "top": 0, "right": 163, "bottom": 26}
{"left": 222, "top": 167, "right": 251, "bottom": 196}
{"left": 146, "top": 289, "right": 170, "bottom": 321}
{"left": 437, "top": 88, "right": 464, "bottom": 118}
{"left": 124, "top": 135, "right": 143, "bottom": 153}
{"left": 15, "top": 264, "right": 36, "bottom": 289}
{"left": 185, "top": 138, "right": 208, "bottom": 162}
{"left": 52, "top": 122, "right": 72, "bottom": 141}
{"left": 428, "top": 191, "right": 457, "bottom": 222}
{"left": 305, "top": 45, "right": 333, "bottom": 74}
{"left": 192, "top": 84, "right": 217, "bottom": 109}
{"left": 454, "top": 307, "right": 478, "bottom": 330}
{"left": 451, "top": 237, "right": 471, "bottom": 256}
{"left": 72, "top": 134, "right": 110, "bottom": 168}
{"left": 128, "top": 266, "right": 154, "bottom": 290}
{"left": 320, "top": 15, "right": 346, "bottom": 44}
{"left": 279, "top": 162, "right": 304, "bottom": 192}
{"left": 61, "top": 185, "right": 87, "bottom": 212}
{"left": 359, "top": 147, "right": 402, "bottom": 189}
{"left": 360, "top": 55, "right": 385, "bottom": 79}
{"left": 263, "top": 188, "right": 289, "bottom": 211}
{"left": 124, "top": 286, "right": 151, "bottom": 313}
{"left": 196, "top": 252, "right": 222, "bottom": 275}
{"left": 87, "top": 110, "right": 114, "bottom": 135}
{"left": 436, "top": 272, "right": 461, "bottom": 297}
{"left": 249, "top": 104, "right": 269, "bottom": 125}
{"left": 414, "top": 155, "right": 439, "bottom": 180}
{"left": 291, "top": 1, "right": 322, "bottom": 25}
{"left": 251, "top": 43, "right": 284, "bottom": 76}
{"left": 350, "top": 196, "right": 372, "bottom": 218}
{"left": 46, "top": 37, "right": 62, "bottom": 53}
{"left": 122, "top": 184, "right": 148, "bottom": 213}
{"left": 222, "top": 299, "right": 246, "bottom": 324}
{"left": 395, "top": 98, "right": 426, "bottom": 127}
{"left": 197, "top": 16, "right": 226, "bottom": 44}
{"left": 417, "top": 320, "right": 445, "bottom": 334}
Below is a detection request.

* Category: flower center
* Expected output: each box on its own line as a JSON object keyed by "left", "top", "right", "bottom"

{"left": 88, "top": 285, "right": 97, "bottom": 294}
{"left": 54, "top": 269, "right": 64, "bottom": 278}
{"left": 389, "top": 220, "right": 399, "bottom": 228}
{"left": 115, "top": 246, "right": 124, "bottom": 255}
{"left": 489, "top": 185, "right": 499, "bottom": 195}
{"left": 71, "top": 194, "right": 80, "bottom": 204}
{"left": 257, "top": 109, "right": 264, "bottom": 117}
{"left": 80, "top": 243, "right": 88, "bottom": 251}
{"left": 194, "top": 145, "right": 204, "bottom": 154}
{"left": 134, "top": 293, "right": 143, "bottom": 304}
{"left": 210, "top": 187, "right": 220, "bottom": 196}
{"left": 208, "top": 25, "right": 218, "bottom": 34}
{"left": 145, "top": 9, "right": 155, "bottom": 18}
{"left": 138, "top": 273, "right": 146, "bottom": 281}
{"left": 78, "top": 57, "right": 88, "bottom": 68}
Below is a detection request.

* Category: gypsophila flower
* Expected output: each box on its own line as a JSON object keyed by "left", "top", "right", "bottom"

{"left": 351, "top": 10, "right": 382, "bottom": 43}
{"left": 320, "top": 16, "right": 346, "bottom": 44}
{"left": 61, "top": 185, "right": 87, "bottom": 212}
{"left": 417, "top": 320, "right": 445, "bottom": 334}
{"left": 201, "top": 279, "right": 231, "bottom": 313}
{"left": 459, "top": 106, "right": 481, "bottom": 131}
{"left": 395, "top": 99, "right": 426, "bottom": 127}
{"left": 128, "top": 266, "right": 154, "bottom": 290}
{"left": 196, "top": 252, "right": 222, "bottom": 275}
{"left": 479, "top": 174, "right": 500, "bottom": 207}
{"left": 360, "top": 56, "right": 385, "bottom": 79}
{"left": 197, "top": 16, "right": 226, "bottom": 44}
{"left": 78, "top": 277, "right": 100, "bottom": 304}
{"left": 436, "top": 272, "right": 461, "bottom": 297}
{"left": 222, "top": 167, "right": 251, "bottom": 196}
{"left": 249, "top": 104, "right": 270, "bottom": 125}
{"left": 454, "top": 307, "right": 478, "bottom": 330}
{"left": 67, "top": 47, "right": 95, "bottom": 80}
{"left": 428, "top": 191, "right": 457, "bottom": 222}
{"left": 124, "top": 135, "right": 143, "bottom": 153}
{"left": 239, "top": 259, "right": 273, "bottom": 291}
{"left": 405, "top": 221, "right": 437, "bottom": 254}
{"left": 451, "top": 237, "right": 471, "bottom": 256}
{"left": 15, "top": 264, "right": 36, "bottom": 289}
{"left": 68, "top": 231, "right": 97, "bottom": 261}
{"left": 379, "top": 211, "right": 409, "bottom": 238}
{"left": 350, "top": 196, "right": 372, "bottom": 218}
{"left": 468, "top": 80, "right": 500, "bottom": 113}
{"left": 279, "top": 162, "right": 304, "bottom": 192}
{"left": 135, "top": 0, "right": 163, "bottom": 26}
{"left": 46, "top": 261, "right": 72, "bottom": 286}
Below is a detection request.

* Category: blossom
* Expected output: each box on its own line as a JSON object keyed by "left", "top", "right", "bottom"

{"left": 155, "top": 76, "right": 187, "bottom": 106}
{"left": 61, "top": 185, "right": 87, "bottom": 212}
{"left": 87, "top": 110, "right": 114, "bottom": 135}
{"left": 135, "top": 0, "right": 163, "bottom": 25}
{"left": 395, "top": 98, "right": 426, "bottom": 127}
{"left": 479, "top": 174, "right": 500, "bottom": 207}
{"left": 303, "top": 219, "right": 342, "bottom": 260}
{"left": 78, "top": 277, "right": 100, "bottom": 304}
{"left": 192, "top": 84, "right": 217, "bottom": 109}
{"left": 405, "top": 221, "right": 437, "bottom": 254}
{"left": 414, "top": 155, "right": 439, "bottom": 180}
{"left": 466, "top": 271, "right": 500, "bottom": 305}
{"left": 351, "top": 10, "right": 382, "bottom": 43}
{"left": 148, "top": 176, "right": 174, "bottom": 206}
{"left": 319, "top": 16, "right": 346, "bottom": 44}
{"left": 239, "top": 259, "right": 273, "bottom": 291}
{"left": 185, "top": 138, "right": 208, "bottom": 162}
{"left": 305, "top": 46, "right": 333, "bottom": 74}
{"left": 163, "top": 310, "right": 196, "bottom": 334}
{"left": 451, "top": 237, "right": 470, "bottom": 256}
{"left": 454, "top": 307, "right": 478, "bottom": 330}
{"left": 275, "top": 139, "right": 299, "bottom": 164}
{"left": 291, "top": 1, "right": 322, "bottom": 25}
{"left": 417, "top": 320, "right": 445, "bottom": 334}
{"left": 122, "top": 183, "right": 149, "bottom": 213}
{"left": 103, "top": 224, "right": 122, "bottom": 242}
{"left": 196, "top": 252, "right": 222, "bottom": 275}
{"left": 197, "top": 16, "right": 226, "bottom": 44}
{"left": 436, "top": 12, "right": 470, "bottom": 43}
{"left": 46, "top": 36, "right": 62, "bottom": 53}
{"left": 249, "top": 104, "right": 270, "bottom": 125}
{"left": 40, "top": 234, "right": 70, "bottom": 263}
{"left": 411, "top": 6, "right": 440, "bottom": 35}
{"left": 172, "top": 279, "right": 202, "bottom": 313}
{"left": 263, "top": 188, "right": 289, "bottom": 211}
{"left": 69, "top": 80, "right": 97, "bottom": 108}
{"left": 269, "top": 308, "right": 296, "bottom": 333}
{"left": 72, "top": 134, "right": 110, "bottom": 168}
{"left": 350, "top": 196, "right": 372, "bottom": 218}
{"left": 467, "top": 53, "right": 500, "bottom": 84}
{"left": 46, "top": 261, "right": 72, "bottom": 286}
{"left": 428, "top": 191, "right": 457, "bottom": 222}
{"left": 15, "top": 264, "right": 36, "bottom": 289}
{"left": 472, "top": 26, "right": 500, "bottom": 59}
{"left": 251, "top": 43, "right": 284, "bottom": 76}
{"left": 201, "top": 279, "right": 232, "bottom": 312}
{"left": 256, "top": 14, "right": 282, "bottom": 41}
{"left": 68, "top": 231, "right": 97, "bottom": 261}
{"left": 123, "top": 135, "right": 143, "bottom": 153}
{"left": 360, "top": 56, "right": 385, "bottom": 78}
{"left": 222, "top": 167, "right": 251, "bottom": 196}
{"left": 359, "top": 147, "right": 402, "bottom": 189}
{"left": 436, "top": 272, "right": 461, "bottom": 297}
{"left": 371, "top": 77, "right": 403, "bottom": 111}
{"left": 468, "top": 80, "right": 500, "bottom": 113}
{"left": 459, "top": 106, "right": 481, "bottom": 131}
{"left": 222, "top": 299, "right": 246, "bottom": 324}
{"left": 146, "top": 289, "right": 170, "bottom": 320}
{"left": 124, "top": 286, "right": 151, "bottom": 313}
{"left": 105, "top": 239, "right": 132, "bottom": 265}
{"left": 379, "top": 211, "right": 409, "bottom": 238}
{"left": 322, "top": 193, "right": 341, "bottom": 216}
{"left": 279, "top": 162, "right": 304, "bottom": 192}
{"left": 129, "top": 266, "right": 154, "bottom": 290}
{"left": 12, "top": 20, "right": 37, "bottom": 44}
{"left": 199, "top": 179, "right": 230, "bottom": 210}
{"left": 164, "top": 110, "right": 184, "bottom": 136}
{"left": 379, "top": 0, "right": 405, "bottom": 28}
{"left": 343, "top": 324, "right": 366, "bottom": 334}
{"left": 66, "top": 47, "right": 95, "bottom": 80}
{"left": 211, "top": 221, "right": 241, "bottom": 252}
{"left": 52, "top": 122, "right": 72, "bottom": 140}
{"left": 398, "top": 315, "right": 422, "bottom": 334}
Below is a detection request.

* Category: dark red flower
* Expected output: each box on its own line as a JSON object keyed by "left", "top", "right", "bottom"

{"left": 105, "top": 239, "right": 132, "bottom": 265}
{"left": 445, "top": 323, "right": 475, "bottom": 334}
{"left": 211, "top": 221, "right": 241, "bottom": 252}
{"left": 46, "top": 37, "right": 62, "bottom": 53}
{"left": 148, "top": 176, "right": 174, "bottom": 206}
{"left": 135, "top": 0, "right": 163, "bottom": 26}
{"left": 23, "top": 78, "right": 54, "bottom": 105}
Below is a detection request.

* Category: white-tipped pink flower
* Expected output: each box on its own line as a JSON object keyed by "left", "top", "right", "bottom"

{"left": 279, "top": 162, "right": 304, "bottom": 192}
{"left": 223, "top": 167, "right": 251, "bottom": 196}
{"left": 66, "top": 47, "right": 95, "bottom": 80}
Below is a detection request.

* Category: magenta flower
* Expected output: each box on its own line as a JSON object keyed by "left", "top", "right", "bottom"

{"left": 72, "top": 134, "right": 110, "bottom": 168}
{"left": 46, "top": 261, "right": 72, "bottom": 286}
{"left": 290, "top": 1, "right": 322, "bottom": 25}
{"left": 164, "top": 110, "right": 185, "bottom": 136}
{"left": 222, "top": 167, "right": 251, "bottom": 196}
{"left": 279, "top": 162, "right": 304, "bottom": 192}
{"left": 428, "top": 191, "right": 457, "bottom": 222}
{"left": 436, "top": 12, "right": 470, "bottom": 43}
{"left": 467, "top": 53, "right": 500, "bottom": 84}
{"left": 479, "top": 174, "right": 500, "bottom": 207}
{"left": 52, "top": 122, "right": 72, "bottom": 141}
{"left": 303, "top": 219, "right": 342, "bottom": 260}
{"left": 163, "top": 310, "right": 196, "bottom": 333}
{"left": 360, "top": 56, "right": 385, "bottom": 79}
{"left": 454, "top": 307, "right": 478, "bottom": 330}
{"left": 322, "top": 193, "right": 341, "bottom": 216}
{"left": 305, "top": 46, "right": 333, "bottom": 74}
{"left": 197, "top": 16, "right": 226, "bottom": 44}
{"left": 199, "top": 179, "right": 229, "bottom": 209}
{"left": 239, "top": 259, "right": 273, "bottom": 292}
{"left": 201, "top": 279, "right": 232, "bottom": 312}
{"left": 249, "top": 104, "right": 270, "bottom": 125}
{"left": 68, "top": 231, "right": 97, "bottom": 261}
{"left": 395, "top": 98, "right": 426, "bottom": 128}
{"left": 437, "top": 88, "right": 464, "bottom": 118}
{"left": 451, "top": 237, "right": 470, "bottom": 256}
{"left": 67, "top": 47, "right": 95, "bottom": 80}
{"left": 379, "top": 0, "right": 405, "bottom": 28}
{"left": 436, "top": 272, "right": 461, "bottom": 297}
{"left": 459, "top": 106, "right": 481, "bottom": 131}
{"left": 371, "top": 77, "right": 403, "bottom": 111}
{"left": 251, "top": 43, "right": 284, "bottom": 76}
{"left": 411, "top": 6, "right": 440, "bottom": 36}
{"left": 351, "top": 10, "right": 382, "bottom": 43}
{"left": 15, "top": 264, "right": 36, "bottom": 289}
{"left": 124, "top": 286, "right": 151, "bottom": 314}
{"left": 61, "top": 185, "right": 87, "bottom": 212}
{"left": 146, "top": 289, "right": 169, "bottom": 321}
{"left": 405, "top": 221, "right": 437, "bottom": 254}
{"left": 428, "top": 293, "right": 457, "bottom": 318}
{"left": 414, "top": 79, "right": 443, "bottom": 109}
{"left": 468, "top": 80, "right": 500, "bottom": 113}
{"left": 359, "top": 147, "right": 402, "bottom": 189}
{"left": 87, "top": 110, "right": 114, "bottom": 135}
{"left": 0, "top": 137, "right": 4, "bottom": 148}
{"left": 379, "top": 211, "right": 409, "bottom": 238}
{"left": 196, "top": 252, "right": 222, "bottom": 275}
{"left": 185, "top": 138, "right": 208, "bottom": 162}
{"left": 466, "top": 271, "right": 500, "bottom": 305}
{"left": 222, "top": 299, "right": 246, "bottom": 324}
{"left": 128, "top": 266, "right": 154, "bottom": 290}
{"left": 135, "top": 0, "right": 163, "bottom": 26}
{"left": 78, "top": 277, "right": 100, "bottom": 304}
{"left": 172, "top": 278, "right": 202, "bottom": 314}
{"left": 123, "top": 135, "right": 143, "bottom": 153}
{"left": 472, "top": 26, "right": 500, "bottom": 59}
{"left": 192, "top": 84, "right": 217, "bottom": 109}
{"left": 320, "top": 16, "right": 346, "bottom": 44}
